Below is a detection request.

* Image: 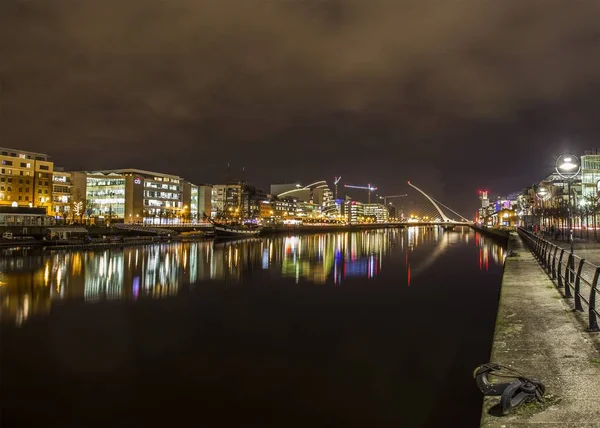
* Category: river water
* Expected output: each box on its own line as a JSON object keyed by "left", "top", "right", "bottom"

{"left": 1, "top": 227, "right": 504, "bottom": 427}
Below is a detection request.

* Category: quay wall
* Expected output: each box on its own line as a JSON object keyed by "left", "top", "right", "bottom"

{"left": 470, "top": 225, "right": 510, "bottom": 246}
{"left": 480, "top": 232, "right": 600, "bottom": 426}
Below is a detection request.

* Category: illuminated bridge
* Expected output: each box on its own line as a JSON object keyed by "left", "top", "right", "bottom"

{"left": 386, "top": 181, "right": 472, "bottom": 229}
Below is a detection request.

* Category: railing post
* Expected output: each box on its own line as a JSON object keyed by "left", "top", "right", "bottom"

{"left": 589, "top": 267, "right": 600, "bottom": 332}
{"left": 546, "top": 244, "right": 553, "bottom": 273}
{"left": 565, "top": 253, "right": 574, "bottom": 298}
{"left": 552, "top": 246, "right": 559, "bottom": 279}
{"left": 541, "top": 241, "right": 547, "bottom": 266}
{"left": 557, "top": 249, "right": 565, "bottom": 288}
{"left": 574, "top": 259, "right": 585, "bottom": 312}
{"left": 570, "top": 250, "right": 575, "bottom": 283}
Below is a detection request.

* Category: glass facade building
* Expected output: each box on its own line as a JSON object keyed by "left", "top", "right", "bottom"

{"left": 86, "top": 174, "right": 127, "bottom": 220}
{"left": 344, "top": 201, "right": 364, "bottom": 224}
{"left": 363, "top": 203, "right": 389, "bottom": 223}
{"left": 581, "top": 152, "right": 600, "bottom": 198}
{"left": 79, "top": 169, "right": 184, "bottom": 224}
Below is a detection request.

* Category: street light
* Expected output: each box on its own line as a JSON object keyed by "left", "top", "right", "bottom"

{"left": 555, "top": 153, "right": 581, "bottom": 255}
{"left": 535, "top": 185, "right": 550, "bottom": 232}
{"left": 536, "top": 186, "right": 549, "bottom": 200}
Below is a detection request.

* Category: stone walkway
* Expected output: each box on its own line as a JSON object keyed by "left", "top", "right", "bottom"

{"left": 480, "top": 233, "right": 600, "bottom": 427}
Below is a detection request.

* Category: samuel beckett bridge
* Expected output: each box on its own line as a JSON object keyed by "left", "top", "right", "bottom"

{"left": 384, "top": 181, "right": 472, "bottom": 229}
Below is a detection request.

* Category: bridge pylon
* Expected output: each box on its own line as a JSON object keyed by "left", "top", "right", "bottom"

{"left": 406, "top": 181, "right": 451, "bottom": 223}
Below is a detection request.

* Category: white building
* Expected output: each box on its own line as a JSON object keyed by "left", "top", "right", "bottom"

{"left": 71, "top": 169, "right": 209, "bottom": 225}
{"left": 343, "top": 200, "right": 364, "bottom": 224}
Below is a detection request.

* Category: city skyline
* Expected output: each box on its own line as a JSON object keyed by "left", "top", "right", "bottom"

{"left": 0, "top": 142, "right": 549, "bottom": 214}
{"left": 3, "top": 0, "right": 600, "bottom": 215}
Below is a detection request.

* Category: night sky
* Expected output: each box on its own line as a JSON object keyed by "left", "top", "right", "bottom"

{"left": 2, "top": 0, "right": 600, "bottom": 215}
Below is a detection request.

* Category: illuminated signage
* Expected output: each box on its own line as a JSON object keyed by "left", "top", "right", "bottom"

{"left": 134, "top": 178, "right": 142, "bottom": 185}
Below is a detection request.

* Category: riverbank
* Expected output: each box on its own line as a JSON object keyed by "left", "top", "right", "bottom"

{"left": 0, "top": 223, "right": 473, "bottom": 250}
{"left": 480, "top": 232, "right": 600, "bottom": 427}
{"left": 260, "top": 223, "right": 405, "bottom": 236}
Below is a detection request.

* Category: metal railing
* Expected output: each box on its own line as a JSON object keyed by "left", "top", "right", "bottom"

{"left": 518, "top": 227, "right": 600, "bottom": 332}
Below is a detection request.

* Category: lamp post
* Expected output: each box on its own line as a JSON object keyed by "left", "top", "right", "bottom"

{"left": 555, "top": 154, "right": 581, "bottom": 255}
{"left": 535, "top": 185, "right": 549, "bottom": 234}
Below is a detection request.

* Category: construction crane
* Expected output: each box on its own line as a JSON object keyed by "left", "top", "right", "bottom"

{"left": 334, "top": 176, "right": 342, "bottom": 199}
{"left": 344, "top": 183, "right": 378, "bottom": 204}
{"left": 378, "top": 194, "right": 408, "bottom": 205}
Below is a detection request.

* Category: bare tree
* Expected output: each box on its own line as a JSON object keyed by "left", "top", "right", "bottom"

{"left": 69, "top": 188, "right": 86, "bottom": 224}
{"left": 585, "top": 195, "right": 600, "bottom": 241}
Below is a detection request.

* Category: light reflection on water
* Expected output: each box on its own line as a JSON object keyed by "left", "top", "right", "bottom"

{"left": 0, "top": 227, "right": 503, "bottom": 326}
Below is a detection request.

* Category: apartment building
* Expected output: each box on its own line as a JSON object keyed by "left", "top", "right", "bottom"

{"left": 0, "top": 147, "right": 54, "bottom": 211}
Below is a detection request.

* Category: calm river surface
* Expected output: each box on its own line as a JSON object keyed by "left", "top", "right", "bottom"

{"left": 1, "top": 227, "right": 504, "bottom": 427}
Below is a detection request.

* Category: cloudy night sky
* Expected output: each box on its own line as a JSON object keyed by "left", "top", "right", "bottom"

{"left": 2, "top": 0, "right": 600, "bottom": 215}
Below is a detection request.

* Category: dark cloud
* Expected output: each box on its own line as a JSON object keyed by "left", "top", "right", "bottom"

{"left": 2, "top": 0, "right": 600, "bottom": 213}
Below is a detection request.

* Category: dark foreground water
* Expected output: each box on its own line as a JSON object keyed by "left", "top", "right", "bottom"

{"left": 1, "top": 227, "right": 504, "bottom": 427}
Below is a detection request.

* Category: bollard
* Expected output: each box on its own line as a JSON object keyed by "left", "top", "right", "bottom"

{"left": 574, "top": 259, "right": 585, "bottom": 312}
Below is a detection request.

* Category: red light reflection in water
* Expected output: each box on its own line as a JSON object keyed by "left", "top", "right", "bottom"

{"left": 479, "top": 248, "right": 482, "bottom": 271}
{"left": 407, "top": 265, "right": 411, "bottom": 286}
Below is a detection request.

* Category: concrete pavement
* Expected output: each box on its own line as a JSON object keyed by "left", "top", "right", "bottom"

{"left": 480, "top": 232, "right": 600, "bottom": 427}
{"left": 546, "top": 235, "right": 600, "bottom": 266}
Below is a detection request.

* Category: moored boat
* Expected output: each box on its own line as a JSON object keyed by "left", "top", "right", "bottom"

{"left": 208, "top": 219, "right": 262, "bottom": 239}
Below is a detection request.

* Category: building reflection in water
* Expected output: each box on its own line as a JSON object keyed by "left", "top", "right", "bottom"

{"left": 474, "top": 232, "right": 504, "bottom": 271}
{"left": 0, "top": 228, "right": 504, "bottom": 326}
